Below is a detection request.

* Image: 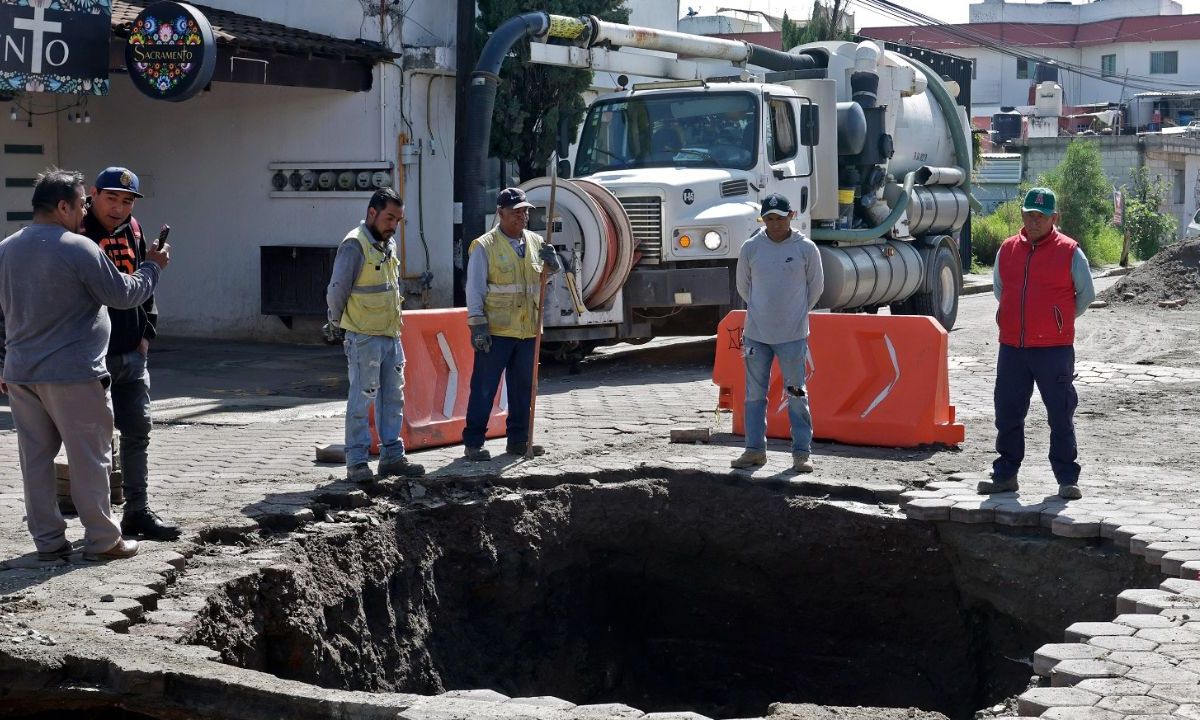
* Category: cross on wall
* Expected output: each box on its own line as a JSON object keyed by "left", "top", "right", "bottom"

{"left": 12, "top": 7, "right": 63, "bottom": 75}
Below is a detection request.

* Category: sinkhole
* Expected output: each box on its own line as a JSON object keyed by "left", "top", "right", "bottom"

{"left": 186, "top": 477, "right": 1157, "bottom": 720}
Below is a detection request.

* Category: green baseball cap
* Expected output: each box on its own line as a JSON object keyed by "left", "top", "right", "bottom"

{"left": 1022, "top": 187, "right": 1056, "bottom": 215}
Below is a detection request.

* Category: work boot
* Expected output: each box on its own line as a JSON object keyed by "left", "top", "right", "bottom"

{"left": 121, "top": 509, "right": 182, "bottom": 541}
{"left": 83, "top": 539, "right": 139, "bottom": 562}
{"left": 792, "top": 453, "right": 814, "bottom": 474}
{"left": 730, "top": 449, "right": 767, "bottom": 469}
{"left": 506, "top": 443, "right": 545, "bottom": 457}
{"left": 1058, "top": 484, "right": 1083, "bottom": 500}
{"left": 36, "top": 541, "right": 73, "bottom": 562}
{"left": 347, "top": 462, "right": 374, "bottom": 483}
{"left": 464, "top": 447, "right": 491, "bottom": 462}
{"left": 378, "top": 456, "right": 426, "bottom": 478}
{"left": 977, "top": 473, "right": 1019, "bottom": 494}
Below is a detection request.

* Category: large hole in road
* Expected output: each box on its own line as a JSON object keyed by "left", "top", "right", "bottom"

{"left": 190, "top": 478, "right": 1158, "bottom": 720}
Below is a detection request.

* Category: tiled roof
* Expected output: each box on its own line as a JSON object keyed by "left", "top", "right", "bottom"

{"left": 861, "top": 14, "right": 1200, "bottom": 51}
{"left": 110, "top": 0, "right": 394, "bottom": 61}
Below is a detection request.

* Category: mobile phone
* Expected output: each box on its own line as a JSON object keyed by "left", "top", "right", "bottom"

{"left": 155, "top": 224, "right": 171, "bottom": 250}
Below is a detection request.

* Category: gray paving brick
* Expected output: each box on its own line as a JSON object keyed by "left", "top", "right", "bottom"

{"left": 1051, "top": 514, "right": 1102, "bottom": 538}
{"left": 570, "top": 704, "right": 645, "bottom": 719}
{"left": 1136, "top": 627, "right": 1200, "bottom": 644}
{"left": 1050, "top": 659, "right": 1129, "bottom": 686}
{"left": 903, "top": 498, "right": 953, "bottom": 521}
{"left": 994, "top": 502, "right": 1047, "bottom": 527}
{"left": 1125, "top": 665, "right": 1200, "bottom": 685}
{"left": 1148, "top": 683, "right": 1200, "bottom": 704}
{"left": 1038, "top": 706, "right": 1121, "bottom": 720}
{"left": 1065, "top": 622, "right": 1137, "bottom": 642}
{"left": 1017, "top": 687, "right": 1101, "bottom": 716}
{"left": 1074, "top": 677, "right": 1151, "bottom": 695}
{"left": 1036, "top": 644, "right": 1110, "bottom": 676}
{"left": 1113, "top": 613, "right": 1178, "bottom": 629}
{"left": 1095, "top": 693, "right": 1176, "bottom": 715}
{"left": 1089, "top": 635, "right": 1160, "bottom": 652}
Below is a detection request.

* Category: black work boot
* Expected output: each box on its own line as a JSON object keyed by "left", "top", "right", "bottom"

{"left": 464, "top": 446, "right": 491, "bottom": 462}
{"left": 505, "top": 443, "right": 545, "bottom": 457}
{"left": 121, "top": 509, "right": 182, "bottom": 541}
{"left": 378, "top": 456, "right": 426, "bottom": 478}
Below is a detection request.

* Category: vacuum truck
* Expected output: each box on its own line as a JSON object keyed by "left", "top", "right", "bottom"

{"left": 461, "top": 15, "right": 976, "bottom": 352}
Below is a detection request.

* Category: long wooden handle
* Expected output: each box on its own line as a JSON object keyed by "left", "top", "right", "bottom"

{"left": 526, "top": 156, "right": 559, "bottom": 459}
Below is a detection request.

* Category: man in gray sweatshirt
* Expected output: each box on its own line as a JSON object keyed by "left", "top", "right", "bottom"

{"left": 0, "top": 169, "right": 169, "bottom": 562}
{"left": 732, "top": 193, "right": 824, "bottom": 473}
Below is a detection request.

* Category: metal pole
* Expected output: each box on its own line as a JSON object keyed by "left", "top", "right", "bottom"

{"left": 526, "top": 154, "right": 558, "bottom": 459}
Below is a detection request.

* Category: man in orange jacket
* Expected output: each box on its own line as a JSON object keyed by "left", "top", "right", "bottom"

{"left": 977, "top": 188, "right": 1095, "bottom": 500}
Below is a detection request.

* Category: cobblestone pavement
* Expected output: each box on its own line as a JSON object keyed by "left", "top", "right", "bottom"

{"left": 5, "top": 276, "right": 1200, "bottom": 719}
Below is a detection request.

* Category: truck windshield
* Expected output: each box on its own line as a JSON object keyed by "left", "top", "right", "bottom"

{"left": 575, "top": 91, "right": 758, "bottom": 175}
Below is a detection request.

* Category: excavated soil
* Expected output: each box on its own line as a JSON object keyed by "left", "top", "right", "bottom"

{"left": 185, "top": 477, "right": 1157, "bottom": 720}
{"left": 1101, "top": 239, "right": 1200, "bottom": 306}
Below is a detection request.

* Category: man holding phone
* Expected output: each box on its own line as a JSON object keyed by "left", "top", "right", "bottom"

{"left": 81, "top": 167, "right": 179, "bottom": 540}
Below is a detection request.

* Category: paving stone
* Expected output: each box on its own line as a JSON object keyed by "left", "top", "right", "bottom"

{"left": 1144, "top": 541, "right": 1200, "bottom": 565}
{"left": 994, "top": 502, "right": 1047, "bottom": 527}
{"left": 1095, "top": 694, "right": 1176, "bottom": 715}
{"left": 1162, "top": 551, "right": 1200, "bottom": 576}
{"left": 508, "top": 698, "right": 578, "bottom": 711}
{"left": 1051, "top": 514, "right": 1102, "bottom": 538}
{"left": 1113, "top": 613, "right": 1179, "bottom": 629}
{"left": 441, "top": 690, "right": 511, "bottom": 702}
{"left": 59, "top": 608, "right": 130, "bottom": 632}
{"left": 1118, "top": 589, "right": 1182, "bottom": 614}
{"left": 1182, "top": 561, "right": 1200, "bottom": 580}
{"left": 1038, "top": 707, "right": 1121, "bottom": 720}
{"left": 1074, "top": 677, "right": 1152, "bottom": 695}
{"left": 642, "top": 714, "right": 713, "bottom": 720}
{"left": 1050, "top": 659, "right": 1130, "bottom": 686}
{"left": 1156, "top": 643, "right": 1200, "bottom": 660}
{"left": 1065, "top": 622, "right": 1137, "bottom": 642}
{"left": 1017, "top": 687, "right": 1100, "bottom": 716}
{"left": 903, "top": 498, "right": 953, "bottom": 521}
{"left": 1105, "top": 651, "right": 1176, "bottom": 668}
{"left": 1087, "top": 634, "right": 1160, "bottom": 652}
{"left": 1036, "top": 643, "right": 1109, "bottom": 676}
{"left": 949, "top": 501, "right": 996, "bottom": 523}
{"left": 1176, "top": 705, "right": 1200, "bottom": 720}
{"left": 1125, "top": 665, "right": 1200, "bottom": 685}
{"left": 1148, "top": 683, "right": 1200, "bottom": 704}
{"left": 1162, "top": 578, "right": 1200, "bottom": 598}
{"left": 570, "top": 704, "right": 645, "bottom": 719}
{"left": 1136, "top": 627, "right": 1200, "bottom": 644}
{"left": 1130, "top": 533, "right": 1186, "bottom": 557}
{"left": 1112, "top": 525, "right": 1166, "bottom": 548}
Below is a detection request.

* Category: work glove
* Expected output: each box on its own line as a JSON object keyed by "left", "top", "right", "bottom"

{"left": 539, "top": 245, "right": 562, "bottom": 273}
{"left": 470, "top": 323, "right": 492, "bottom": 354}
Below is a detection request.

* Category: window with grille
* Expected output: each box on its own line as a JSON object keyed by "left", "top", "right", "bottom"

{"left": 1101, "top": 54, "right": 1116, "bottom": 77}
{"left": 1150, "top": 51, "right": 1178, "bottom": 74}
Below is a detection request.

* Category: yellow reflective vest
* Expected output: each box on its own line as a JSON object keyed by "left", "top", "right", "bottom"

{"left": 339, "top": 225, "right": 403, "bottom": 337}
{"left": 469, "top": 228, "right": 545, "bottom": 339}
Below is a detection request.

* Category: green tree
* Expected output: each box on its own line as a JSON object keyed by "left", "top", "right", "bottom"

{"left": 478, "top": 0, "right": 629, "bottom": 181}
{"left": 782, "top": 1, "right": 853, "bottom": 49}
{"left": 1038, "top": 140, "right": 1112, "bottom": 264}
{"left": 1123, "top": 167, "right": 1177, "bottom": 260}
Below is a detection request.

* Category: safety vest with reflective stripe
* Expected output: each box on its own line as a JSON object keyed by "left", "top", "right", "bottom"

{"left": 339, "top": 225, "right": 404, "bottom": 337}
{"left": 469, "top": 227, "right": 545, "bottom": 339}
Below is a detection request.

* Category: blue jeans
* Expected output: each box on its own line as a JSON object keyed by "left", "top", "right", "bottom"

{"left": 105, "top": 350, "right": 152, "bottom": 512}
{"left": 743, "top": 337, "right": 813, "bottom": 455}
{"left": 993, "top": 343, "right": 1080, "bottom": 485}
{"left": 344, "top": 331, "right": 406, "bottom": 467}
{"left": 463, "top": 335, "right": 535, "bottom": 449}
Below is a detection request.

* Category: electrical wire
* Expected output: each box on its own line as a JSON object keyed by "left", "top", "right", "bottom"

{"left": 854, "top": 0, "right": 1200, "bottom": 93}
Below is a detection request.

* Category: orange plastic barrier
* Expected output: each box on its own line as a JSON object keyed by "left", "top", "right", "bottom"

{"left": 366, "top": 308, "right": 507, "bottom": 453}
{"left": 713, "top": 311, "right": 965, "bottom": 447}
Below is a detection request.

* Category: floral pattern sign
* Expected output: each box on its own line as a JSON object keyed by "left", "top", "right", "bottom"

{"left": 0, "top": 0, "right": 112, "bottom": 96}
{"left": 124, "top": 2, "right": 215, "bottom": 102}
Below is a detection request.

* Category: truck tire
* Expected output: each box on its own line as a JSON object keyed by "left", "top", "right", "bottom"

{"left": 890, "top": 238, "right": 961, "bottom": 331}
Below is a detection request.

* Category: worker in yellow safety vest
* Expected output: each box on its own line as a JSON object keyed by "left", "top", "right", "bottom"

{"left": 326, "top": 188, "right": 426, "bottom": 483}
{"left": 462, "top": 187, "right": 561, "bottom": 461}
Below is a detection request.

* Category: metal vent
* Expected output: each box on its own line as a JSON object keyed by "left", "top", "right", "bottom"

{"left": 720, "top": 179, "right": 750, "bottom": 197}
{"left": 618, "top": 196, "right": 663, "bottom": 265}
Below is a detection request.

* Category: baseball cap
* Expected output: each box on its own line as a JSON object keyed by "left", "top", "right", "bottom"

{"left": 94, "top": 167, "right": 143, "bottom": 198}
{"left": 497, "top": 187, "right": 534, "bottom": 210}
{"left": 760, "top": 193, "right": 792, "bottom": 217}
{"left": 1022, "top": 187, "right": 1056, "bottom": 215}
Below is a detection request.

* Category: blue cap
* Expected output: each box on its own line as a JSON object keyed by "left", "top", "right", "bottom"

{"left": 94, "top": 167, "right": 143, "bottom": 198}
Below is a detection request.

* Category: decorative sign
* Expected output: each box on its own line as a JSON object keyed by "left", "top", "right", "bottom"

{"left": 1112, "top": 187, "right": 1123, "bottom": 226}
{"left": 0, "top": 0, "right": 112, "bottom": 95}
{"left": 125, "top": 1, "right": 214, "bottom": 102}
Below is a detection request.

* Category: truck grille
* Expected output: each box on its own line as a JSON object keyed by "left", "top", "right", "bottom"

{"left": 721, "top": 179, "right": 749, "bottom": 197}
{"left": 618, "top": 196, "right": 663, "bottom": 265}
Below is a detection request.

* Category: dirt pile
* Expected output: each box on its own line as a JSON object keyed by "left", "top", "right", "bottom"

{"left": 1101, "top": 239, "right": 1200, "bottom": 307}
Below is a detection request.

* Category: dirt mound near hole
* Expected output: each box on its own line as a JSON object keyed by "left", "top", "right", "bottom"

{"left": 1100, "top": 240, "right": 1200, "bottom": 307}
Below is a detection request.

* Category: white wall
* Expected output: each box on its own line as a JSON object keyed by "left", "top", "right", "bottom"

{"left": 182, "top": 0, "right": 375, "bottom": 42}
{"left": 57, "top": 72, "right": 408, "bottom": 341}
{"left": 970, "top": 0, "right": 1180, "bottom": 24}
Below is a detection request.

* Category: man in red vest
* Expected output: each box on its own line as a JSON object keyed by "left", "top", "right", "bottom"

{"left": 978, "top": 187, "right": 1095, "bottom": 500}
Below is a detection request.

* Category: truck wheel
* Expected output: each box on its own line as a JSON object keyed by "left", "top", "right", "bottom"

{"left": 890, "top": 240, "right": 961, "bottom": 331}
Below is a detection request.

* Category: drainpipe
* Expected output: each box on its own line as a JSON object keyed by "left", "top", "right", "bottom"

{"left": 460, "top": 13, "right": 826, "bottom": 272}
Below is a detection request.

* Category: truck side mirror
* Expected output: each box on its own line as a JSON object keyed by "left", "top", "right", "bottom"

{"left": 557, "top": 158, "right": 572, "bottom": 179}
{"left": 800, "top": 104, "right": 819, "bottom": 147}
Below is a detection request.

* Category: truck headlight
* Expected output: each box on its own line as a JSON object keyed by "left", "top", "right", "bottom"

{"left": 703, "top": 231, "right": 721, "bottom": 250}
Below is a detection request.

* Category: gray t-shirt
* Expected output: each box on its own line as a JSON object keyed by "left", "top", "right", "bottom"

{"left": 0, "top": 223, "right": 160, "bottom": 384}
{"left": 736, "top": 228, "right": 824, "bottom": 344}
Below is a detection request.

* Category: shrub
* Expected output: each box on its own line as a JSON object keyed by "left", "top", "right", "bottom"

{"left": 1038, "top": 140, "right": 1113, "bottom": 264}
{"left": 971, "top": 198, "right": 1023, "bottom": 266}
{"left": 1123, "top": 166, "right": 1177, "bottom": 260}
{"left": 1089, "top": 225, "right": 1124, "bottom": 266}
